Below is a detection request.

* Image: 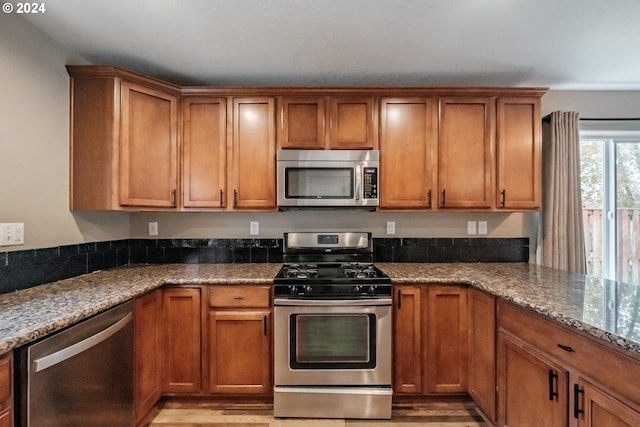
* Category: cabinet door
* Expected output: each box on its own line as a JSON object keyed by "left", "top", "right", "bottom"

{"left": 279, "top": 97, "right": 326, "bottom": 149}
{"left": 393, "top": 286, "right": 422, "bottom": 394}
{"left": 120, "top": 82, "right": 179, "bottom": 207}
{"left": 497, "top": 333, "right": 568, "bottom": 427}
{"left": 134, "top": 291, "right": 162, "bottom": 423}
{"left": 575, "top": 378, "right": 640, "bottom": 427}
{"left": 379, "top": 98, "right": 438, "bottom": 209}
{"left": 232, "top": 97, "right": 277, "bottom": 209}
{"left": 329, "top": 97, "right": 376, "bottom": 149}
{"left": 161, "top": 287, "right": 202, "bottom": 394}
{"left": 496, "top": 97, "right": 541, "bottom": 210}
{"left": 468, "top": 288, "right": 496, "bottom": 422}
{"left": 426, "top": 286, "right": 468, "bottom": 393}
{"left": 438, "top": 97, "right": 494, "bottom": 209}
{"left": 208, "top": 311, "right": 271, "bottom": 394}
{"left": 0, "top": 352, "right": 12, "bottom": 427}
{"left": 182, "top": 97, "right": 227, "bottom": 208}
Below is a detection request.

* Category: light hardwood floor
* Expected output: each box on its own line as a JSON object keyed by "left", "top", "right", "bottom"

{"left": 144, "top": 400, "right": 491, "bottom": 427}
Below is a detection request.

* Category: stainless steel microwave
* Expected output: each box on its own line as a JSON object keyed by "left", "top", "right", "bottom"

{"left": 277, "top": 149, "right": 379, "bottom": 209}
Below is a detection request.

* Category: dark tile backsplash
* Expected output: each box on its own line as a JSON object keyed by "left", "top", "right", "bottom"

{"left": 373, "top": 237, "right": 529, "bottom": 263}
{"left": 0, "top": 237, "right": 528, "bottom": 294}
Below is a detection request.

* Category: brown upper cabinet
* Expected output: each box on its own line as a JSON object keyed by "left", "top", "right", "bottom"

{"left": 279, "top": 96, "right": 376, "bottom": 149}
{"left": 231, "top": 97, "right": 277, "bottom": 210}
{"left": 68, "top": 66, "right": 545, "bottom": 212}
{"left": 68, "top": 66, "right": 180, "bottom": 210}
{"left": 379, "top": 98, "right": 438, "bottom": 209}
{"left": 496, "top": 97, "right": 542, "bottom": 210}
{"left": 438, "top": 97, "right": 495, "bottom": 209}
{"left": 279, "top": 97, "right": 326, "bottom": 149}
{"left": 182, "top": 97, "right": 228, "bottom": 209}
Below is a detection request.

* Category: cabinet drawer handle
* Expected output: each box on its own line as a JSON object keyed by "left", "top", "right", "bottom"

{"left": 397, "top": 289, "right": 401, "bottom": 309}
{"left": 171, "top": 189, "right": 177, "bottom": 207}
{"left": 427, "top": 189, "right": 432, "bottom": 208}
{"left": 233, "top": 189, "right": 238, "bottom": 208}
{"left": 557, "top": 344, "right": 574, "bottom": 352}
{"left": 441, "top": 189, "right": 446, "bottom": 207}
{"left": 548, "top": 369, "right": 559, "bottom": 401}
{"left": 573, "top": 384, "right": 585, "bottom": 419}
{"left": 263, "top": 315, "right": 268, "bottom": 336}
{"left": 500, "top": 189, "right": 506, "bottom": 207}
{"left": 219, "top": 189, "right": 224, "bottom": 207}
{"left": 233, "top": 296, "right": 245, "bottom": 300}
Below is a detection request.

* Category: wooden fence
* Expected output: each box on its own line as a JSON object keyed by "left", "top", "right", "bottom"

{"left": 583, "top": 209, "right": 640, "bottom": 284}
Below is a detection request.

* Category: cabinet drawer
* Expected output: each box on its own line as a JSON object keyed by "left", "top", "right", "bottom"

{"left": 0, "top": 352, "right": 11, "bottom": 411}
{"left": 497, "top": 300, "right": 640, "bottom": 404}
{"left": 209, "top": 286, "right": 271, "bottom": 308}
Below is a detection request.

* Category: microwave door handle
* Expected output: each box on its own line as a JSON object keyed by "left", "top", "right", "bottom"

{"left": 355, "top": 164, "right": 362, "bottom": 201}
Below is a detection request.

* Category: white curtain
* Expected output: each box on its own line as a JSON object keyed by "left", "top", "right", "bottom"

{"left": 541, "top": 111, "right": 586, "bottom": 273}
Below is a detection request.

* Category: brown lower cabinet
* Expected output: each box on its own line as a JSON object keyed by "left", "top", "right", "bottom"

{"left": 134, "top": 284, "right": 272, "bottom": 421}
{"left": 207, "top": 285, "right": 272, "bottom": 395}
{"left": 161, "top": 287, "right": 203, "bottom": 394}
{"left": 130, "top": 284, "right": 640, "bottom": 427}
{"left": 498, "top": 332, "right": 569, "bottom": 427}
{"left": 134, "top": 291, "right": 162, "bottom": 424}
{"left": 467, "top": 288, "right": 496, "bottom": 422}
{"left": 393, "top": 284, "right": 468, "bottom": 396}
{"left": 0, "top": 352, "right": 12, "bottom": 427}
{"left": 497, "top": 300, "right": 640, "bottom": 427}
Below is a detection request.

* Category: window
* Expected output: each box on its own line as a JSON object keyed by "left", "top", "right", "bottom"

{"left": 580, "top": 134, "right": 640, "bottom": 284}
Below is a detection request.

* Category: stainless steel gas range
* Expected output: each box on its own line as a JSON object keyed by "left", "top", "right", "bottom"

{"left": 273, "top": 232, "right": 392, "bottom": 420}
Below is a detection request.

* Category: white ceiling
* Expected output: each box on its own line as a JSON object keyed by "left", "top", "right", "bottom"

{"left": 21, "top": 0, "right": 640, "bottom": 89}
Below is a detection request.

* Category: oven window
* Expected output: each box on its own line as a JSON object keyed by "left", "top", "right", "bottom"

{"left": 285, "top": 168, "right": 354, "bottom": 199}
{"left": 290, "top": 313, "right": 376, "bottom": 369}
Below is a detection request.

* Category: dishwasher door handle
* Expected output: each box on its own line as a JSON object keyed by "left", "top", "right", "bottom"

{"left": 33, "top": 312, "right": 133, "bottom": 373}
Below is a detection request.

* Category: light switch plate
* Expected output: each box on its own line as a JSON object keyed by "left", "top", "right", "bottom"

{"left": 148, "top": 222, "right": 158, "bottom": 236}
{"left": 466, "top": 221, "right": 477, "bottom": 235}
{"left": 250, "top": 221, "right": 260, "bottom": 236}
{"left": 478, "top": 221, "right": 488, "bottom": 235}
{"left": 0, "top": 223, "right": 24, "bottom": 246}
{"left": 386, "top": 221, "right": 396, "bottom": 235}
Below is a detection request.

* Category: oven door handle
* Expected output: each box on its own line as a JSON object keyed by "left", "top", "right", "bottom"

{"left": 274, "top": 298, "right": 392, "bottom": 307}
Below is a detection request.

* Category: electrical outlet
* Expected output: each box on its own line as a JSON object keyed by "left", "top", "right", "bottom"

{"left": 250, "top": 221, "right": 260, "bottom": 236}
{"left": 0, "top": 223, "right": 25, "bottom": 246}
{"left": 386, "top": 221, "right": 396, "bottom": 235}
{"left": 466, "top": 221, "right": 477, "bottom": 235}
{"left": 478, "top": 221, "right": 488, "bottom": 235}
{"left": 148, "top": 222, "right": 158, "bottom": 236}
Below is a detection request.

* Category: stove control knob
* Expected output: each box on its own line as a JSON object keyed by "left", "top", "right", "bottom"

{"left": 367, "top": 286, "right": 377, "bottom": 295}
{"left": 303, "top": 285, "right": 313, "bottom": 295}
{"left": 354, "top": 285, "right": 363, "bottom": 294}
{"left": 288, "top": 285, "right": 299, "bottom": 296}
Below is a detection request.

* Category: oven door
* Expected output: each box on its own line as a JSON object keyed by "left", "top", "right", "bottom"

{"left": 274, "top": 298, "right": 392, "bottom": 386}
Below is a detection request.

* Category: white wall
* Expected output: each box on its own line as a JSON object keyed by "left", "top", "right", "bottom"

{"left": 542, "top": 90, "right": 640, "bottom": 117}
{"left": 0, "top": 14, "right": 128, "bottom": 252}
{"left": 3, "top": 14, "right": 640, "bottom": 259}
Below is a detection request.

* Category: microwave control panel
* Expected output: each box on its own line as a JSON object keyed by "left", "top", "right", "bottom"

{"left": 363, "top": 167, "right": 378, "bottom": 199}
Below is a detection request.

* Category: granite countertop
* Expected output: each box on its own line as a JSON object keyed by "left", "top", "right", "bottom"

{"left": 1, "top": 262, "right": 639, "bottom": 358}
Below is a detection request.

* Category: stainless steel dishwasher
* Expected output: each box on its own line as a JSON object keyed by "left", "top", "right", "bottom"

{"left": 17, "top": 301, "right": 134, "bottom": 427}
